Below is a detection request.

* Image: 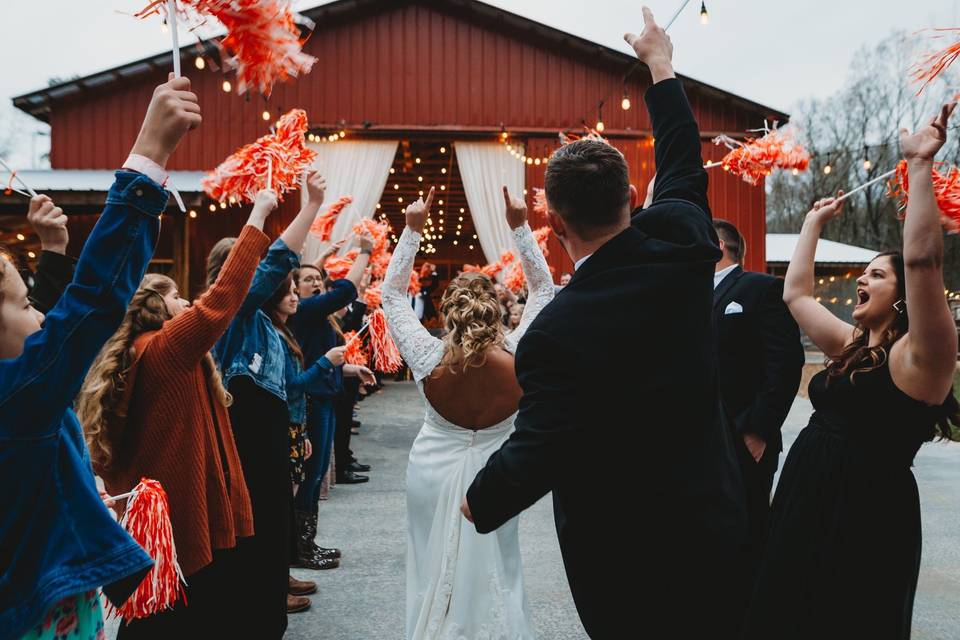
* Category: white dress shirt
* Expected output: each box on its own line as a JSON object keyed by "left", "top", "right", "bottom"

{"left": 714, "top": 263, "right": 738, "bottom": 289}
{"left": 574, "top": 254, "right": 593, "bottom": 271}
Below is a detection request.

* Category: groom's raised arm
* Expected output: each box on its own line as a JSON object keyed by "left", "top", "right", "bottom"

{"left": 627, "top": 8, "right": 716, "bottom": 254}
{"left": 465, "top": 329, "right": 581, "bottom": 533}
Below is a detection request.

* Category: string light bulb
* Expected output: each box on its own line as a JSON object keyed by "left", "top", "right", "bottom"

{"left": 16, "top": 233, "right": 25, "bottom": 241}
{"left": 209, "top": 204, "right": 217, "bottom": 212}
{"left": 823, "top": 154, "right": 833, "bottom": 175}
{"left": 595, "top": 101, "right": 605, "bottom": 133}
{"left": 699, "top": 1, "right": 709, "bottom": 25}
{"left": 195, "top": 56, "right": 205, "bottom": 70}
{"left": 222, "top": 80, "right": 232, "bottom": 93}
{"left": 862, "top": 147, "right": 872, "bottom": 171}
{"left": 189, "top": 210, "right": 198, "bottom": 219}
{"left": 262, "top": 110, "right": 271, "bottom": 121}
{"left": 621, "top": 92, "right": 631, "bottom": 111}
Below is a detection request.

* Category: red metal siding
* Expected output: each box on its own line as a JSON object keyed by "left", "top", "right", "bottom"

{"left": 45, "top": 1, "right": 769, "bottom": 274}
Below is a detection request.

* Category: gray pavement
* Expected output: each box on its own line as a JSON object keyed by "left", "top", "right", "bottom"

{"left": 108, "top": 381, "right": 959, "bottom": 638}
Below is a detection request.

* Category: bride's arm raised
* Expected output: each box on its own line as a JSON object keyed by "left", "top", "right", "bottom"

{"left": 381, "top": 187, "right": 443, "bottom": 381}
{"left": 504, "top": 187, "right": 554, "bottom": 345}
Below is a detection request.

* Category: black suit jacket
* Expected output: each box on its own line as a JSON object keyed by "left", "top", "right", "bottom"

{"left": 466, "top": 79, "right": 746, "bottom": 638}
{"left": 713, "top": 267, "right": 804, "bottom": 453}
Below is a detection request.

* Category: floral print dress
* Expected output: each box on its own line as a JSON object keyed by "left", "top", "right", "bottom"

{"left": 22, "top": 591, "right": 105, "bottom": 640}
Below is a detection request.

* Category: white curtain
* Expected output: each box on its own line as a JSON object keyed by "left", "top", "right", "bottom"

{"left": 301, "top": 140, "right": 399, "bottom": 263}
{"left": 455, "top": 142, "right": 525, "bottom": 267}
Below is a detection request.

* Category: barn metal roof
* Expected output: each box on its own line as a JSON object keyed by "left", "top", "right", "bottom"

{"left": 9, "top": 170, "right": 207, "bottom": 193}
{"left": 766, "top": 233, "right": 879, "bottom": 265}
{"left": 12, "top": 0, "right": 789, "bottom": 124}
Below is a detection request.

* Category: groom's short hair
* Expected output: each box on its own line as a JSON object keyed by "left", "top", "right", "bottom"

{"left": 545, "top": 140, "right": 630, "bottom": 237}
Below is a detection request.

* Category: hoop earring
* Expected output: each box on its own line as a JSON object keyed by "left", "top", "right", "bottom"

{"left": 893, "top": 299, "right": 906, "bottom": 314}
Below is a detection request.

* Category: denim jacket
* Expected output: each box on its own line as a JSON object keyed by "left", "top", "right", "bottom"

{"left": 281, "top": 344, "right": 335, "bottom": 425}
{"left": 214, "top": 238, "right": 299, "bottom": 402}
{"left": 0, "top": 172, "right": 162, "bottom": 640}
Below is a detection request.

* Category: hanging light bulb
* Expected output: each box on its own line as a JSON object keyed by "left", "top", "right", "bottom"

{"left": 862, "top": 147, "right": 872, "bottom": 171}
{"left": 194, "top": 56, "right": 205, "bottom": 70}
{"left": 16, "top": 233, "right": 25, "bottom": 241}
{"left": 699, "top": 1, "right": 709, "bottom": 25}
{"left": 595, "top": 101, "right": 605, "bottom": 133}
{"left": 189, "top": 210, "right": 198, "bottom": 219}
{"left": 262, "top": 110, "right": 271, "bottom": 121}
{"left": 621, "top": 91, "right": 631, "bottom": 111}
{"left": 823, "top": 153, "right": 833, "bottom": 175}
{"left": 222, "top": 80, "right": 232, "bottom": 93}
{"left": 209, "top": 204, "right": 217, "bottom": 212}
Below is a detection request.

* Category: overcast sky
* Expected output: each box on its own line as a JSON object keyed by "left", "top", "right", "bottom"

{"left": 1, "top": 0, "right": 957, "bottom": 165}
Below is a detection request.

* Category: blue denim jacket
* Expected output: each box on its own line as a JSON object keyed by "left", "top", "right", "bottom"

{"left": 214, "top": 238, "right": 299, "bottom": 403}
{"left": 281, "top": 344, "right": 335, "bottom": 425}
{"left": 0, "top": 172, "right": 162, "bottom": 640}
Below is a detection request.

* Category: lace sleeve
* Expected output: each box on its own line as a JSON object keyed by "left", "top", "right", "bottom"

{"left": 505, "top": 224, "right": 555, "bottom": 351}
{"left": 381, "top": 227, "right": 444, "bottom": 381}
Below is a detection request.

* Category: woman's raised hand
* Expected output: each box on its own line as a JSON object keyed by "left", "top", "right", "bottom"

{"left": 405, "top": 187, "right": 435, "bottom": 233}
{"left": 805, "top": 191, "right": 845, "bottom": 229}
{"left": 900, "top": 102, "right": 957, "bottom": 163}
{"left": 503, "top": 186, "right": 527, "bottom": 230}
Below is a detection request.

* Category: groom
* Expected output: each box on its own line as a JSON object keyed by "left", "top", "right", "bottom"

{"left": 462, "top": 8, "right": 746, "bottom": 638}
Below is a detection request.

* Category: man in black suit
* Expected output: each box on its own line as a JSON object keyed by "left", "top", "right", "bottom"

{"left": 461, "top": 9, "right": 746, "bottom": 638}
{"left": 712, "top": 219, "right": 804, "bottom": 603}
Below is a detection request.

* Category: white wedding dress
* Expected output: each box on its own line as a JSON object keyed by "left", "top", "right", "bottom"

{"left": 382, "top": 223, "right": 554, "bottom": 640}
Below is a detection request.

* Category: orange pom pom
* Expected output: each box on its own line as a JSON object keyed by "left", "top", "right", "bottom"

{"left": 369, "top": 251, "right": 392, "bottom": 279}
{"left": 714, "top": 127, "right": 810, "bottom": 186}
{"left": 203, "top": 108, "right": 317, "bottom": 204}
{"left": 309, "top": 195, "right": 353, "bottom": 241}
{"left": 137, "top": 1, "right": 316, "bottom": 98}
{"left": 368, "top": 308, "right": 403, "bottom": 373}
{"left": 106, "top": 478, "right": 186, "bottom": 621}
{"left": 363, "top": 286, "right": 382, "bottom": 309}
{"left": 343, "top": 331, "right": 370, "bottom": 366}
{"left": 500, "top": 250, "right": 516, "bottom": 265}
{"left": 323, "top": 255, "right": 354, "bottom": 280}
{"left": 462, "top": 264, "right": 482, "bottom": 273}
{"left": 503, "top": 261, "right": 526, "bottom": 294}
{"left": 887, "top": 159, "right": 960, "bottom": 232}
{"left": 352, "top": 218, "right": 392, "bottom": 257}
{"left": 481, "top": 262, "right": 503, "bottom": 278}
{"left": 911, "top": 28, "right": 960, "bottom": 96}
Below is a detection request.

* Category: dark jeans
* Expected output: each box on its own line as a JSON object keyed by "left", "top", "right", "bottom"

{"left": 294, "top": 396, "right": 336, "bottom": 512}
{"left": 334, "top": 379, "right": 361, "bottom": 476}
{"left": 228, "top": 378, "right": 291, "bottom": 639}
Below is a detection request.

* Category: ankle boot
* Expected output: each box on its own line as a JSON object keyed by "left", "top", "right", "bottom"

{"left": 293, "top": 509, "right": 340, "bottom": 570}
{"left": 306, "top": 511, "right": 342, "bottom": 560}
{"left": 289, "top": 573, "right": 317, "bottom": 596}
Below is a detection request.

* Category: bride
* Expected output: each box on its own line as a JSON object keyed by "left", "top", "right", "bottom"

{"left": 382, "top": 185, "right": 554, "bottom": 640}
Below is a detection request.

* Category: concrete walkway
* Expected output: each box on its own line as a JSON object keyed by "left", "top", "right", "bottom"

{"left": 106, "top": 380, "right": 959, "bottom": 638}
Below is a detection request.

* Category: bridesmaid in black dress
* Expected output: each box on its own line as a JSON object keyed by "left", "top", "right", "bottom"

{"left": 743, "top": 102, "right": 960, "bottom": 640}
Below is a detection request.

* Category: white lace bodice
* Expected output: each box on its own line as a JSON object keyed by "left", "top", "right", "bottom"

{"left": 381, "top": 224, "right": 554, "bottom": 384}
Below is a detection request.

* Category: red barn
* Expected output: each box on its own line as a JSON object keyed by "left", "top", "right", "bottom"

{"left": 6, "top": 0, "right": 786, "bottom": 297}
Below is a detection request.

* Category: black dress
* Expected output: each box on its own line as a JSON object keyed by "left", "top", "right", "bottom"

{"left": 743, "top": 361, "right": 946, "bottom": 640}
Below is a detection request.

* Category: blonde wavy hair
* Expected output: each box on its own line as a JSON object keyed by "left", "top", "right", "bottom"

{"left": 438, "top": 272, "right": 505, "bottom": 373}
{"left": 78, "top": 274, "right": 232, "bottom": 471}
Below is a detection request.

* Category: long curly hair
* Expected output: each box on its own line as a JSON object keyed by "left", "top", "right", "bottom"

{"left": 438, "top": 272, "right": 505, "bottom": 373}
{"left": 826, "top": 251, "right": 959, "bottom": 440}
{"left": 78, "top": 274, "right": 232, "bottom": 471}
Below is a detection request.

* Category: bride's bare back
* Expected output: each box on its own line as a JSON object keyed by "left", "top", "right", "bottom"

{"left": 423, "top": 348, "right": 522, "bottom": 430}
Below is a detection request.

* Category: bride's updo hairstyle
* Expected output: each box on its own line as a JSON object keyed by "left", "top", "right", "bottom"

{"left": 439, "top": 272, "right": 505, "bottom": 372}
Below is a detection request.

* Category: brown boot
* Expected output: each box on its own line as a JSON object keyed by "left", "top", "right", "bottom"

{"left": 289, "top": 574, "right": 317, "bottom": 596}
{"left": 287, "top": 593, "right": 311, "bottom": 614}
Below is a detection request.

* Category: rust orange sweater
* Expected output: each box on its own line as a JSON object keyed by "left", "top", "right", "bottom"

{"left": 99, "top": 225, "right": 269, "bottom": 577}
